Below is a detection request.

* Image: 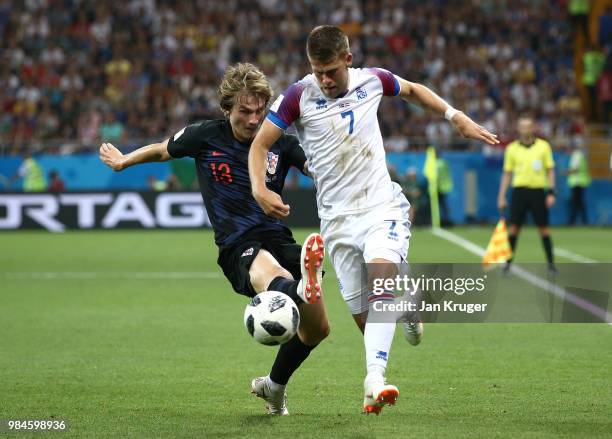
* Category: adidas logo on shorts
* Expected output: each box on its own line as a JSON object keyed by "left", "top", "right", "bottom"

{"left": 241, "top": 247, "right": 254, "bottom": 257}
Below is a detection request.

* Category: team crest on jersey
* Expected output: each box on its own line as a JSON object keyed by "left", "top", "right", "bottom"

{"left": 356, "top": 87, "right": 367, "bottom": 100}
{"left": 266, "top": 152, "right": 279, "bottom": 175}
{"left": 315, "top": 98, "right": 327, "bottom": 110}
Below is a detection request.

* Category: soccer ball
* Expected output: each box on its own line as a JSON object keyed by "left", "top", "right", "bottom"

{"left": 244, "top": 291, "right": 299, "bottom": 346}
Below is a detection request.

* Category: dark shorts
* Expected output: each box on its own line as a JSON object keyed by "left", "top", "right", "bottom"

{"left": 217, "top": 228, "right": 302, "bottom": 298}
{"left": 510, "top": 187, "right": 548, "bottom": 227}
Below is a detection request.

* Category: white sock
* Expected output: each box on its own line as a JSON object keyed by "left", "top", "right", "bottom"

{"left": 393, "top": 289, "right": 420, "bottom": 323}
{"left": 266, "top": 375, "right": 285, "bottom": 393}
{"left": 364, "top": 300, "right": 396, "bottom": 377}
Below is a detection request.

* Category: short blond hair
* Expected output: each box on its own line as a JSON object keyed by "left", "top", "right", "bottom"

{"left": 218, "top": 63, "right": 273, "bottom": 115}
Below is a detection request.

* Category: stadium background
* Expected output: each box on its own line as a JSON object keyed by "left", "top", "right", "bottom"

{"left": 1, "top": 0, "right": 611, "bottom": 438}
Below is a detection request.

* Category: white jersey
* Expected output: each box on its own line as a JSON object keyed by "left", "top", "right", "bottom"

{"left": 268, "top": 67, "right": 401, "bottom": 220}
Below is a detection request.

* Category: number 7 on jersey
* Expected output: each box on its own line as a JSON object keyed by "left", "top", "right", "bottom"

{"left": 341, "top": 110, "right": 354, "bottom": 134}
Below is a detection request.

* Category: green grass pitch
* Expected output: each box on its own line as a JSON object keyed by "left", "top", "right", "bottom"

{"left": 1, "top": 227, "right": 611, "bottom": 438}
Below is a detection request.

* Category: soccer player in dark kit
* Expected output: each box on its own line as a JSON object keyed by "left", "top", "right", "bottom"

{"left": 99, "top": 63, "right": 329, "bottom": 415}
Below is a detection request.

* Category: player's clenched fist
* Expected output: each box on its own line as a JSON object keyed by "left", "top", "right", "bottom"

{"left": 253, "top": 187, "right": 291, "bottom": 219}
{"left": 99, "top": 142, "right": 125, "bottom": 171}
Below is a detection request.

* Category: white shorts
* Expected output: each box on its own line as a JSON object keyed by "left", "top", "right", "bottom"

{"left": 321, "top": 184, "right": 411, "bottom": 315}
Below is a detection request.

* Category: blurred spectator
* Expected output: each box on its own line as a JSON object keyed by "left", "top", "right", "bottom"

{"left": 568, "top": 0, "right": 590, "bottom": 41}
{"left": 78, "top": 107, "right": 103, "bottom": 146}
{"left": 436, "top": 154, "right": 454, "bottom": 226}
{"left": 400, "top": 167, "right": 427, "bottom": 224}
{"left": 18, "top": 152, "right": 46, "bottom": 192}
{"left": 48, "top": 169, "right": 65, "bottom": 192}
{"left": 148, "top": 175, "right": 167, "bottom": 191}
{"left": 99, "top": 112, "right": 124, "bottom": 143}
{"left": 597, "top": 59, "right": 612, "bottom": 125}
{"left": 148, "top": 173, "right": 182, "bottom": 191}
{"left": 104, "top": 43, "right": 132, "bottom": 106}
{"left": 599, "top": 6, "right": 612, "bottom": 50}
{"left": 557, "top": 83, "right": 582, "bottom": 116}
{"left": 582, "top": 44, "right": 606, "bottom": 121}
{"left": 34, "top": 99, "right": 60, "bottom": 140}
{"left": 0, "top": 0, "right": 585, "bottom": 154}
{"left": 566, "top": 144, "right": 591, "bottom": 225}
{"left": 166, "top": 173, "right": 181, "bottom": 190}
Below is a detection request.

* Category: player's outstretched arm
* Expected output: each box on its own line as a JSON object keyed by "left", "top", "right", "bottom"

{"left": 99, "top": 139, "right": 171, "bottom": 171}
{"left": 249, "top": 119, "right": 291, "bottom": 219}
{"left": 396, "top": 78, "right": 499, "bottom": 145}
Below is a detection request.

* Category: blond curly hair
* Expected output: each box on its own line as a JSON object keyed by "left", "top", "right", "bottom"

{"left": 218, "top": 63, "right": 273, "bottom": 115}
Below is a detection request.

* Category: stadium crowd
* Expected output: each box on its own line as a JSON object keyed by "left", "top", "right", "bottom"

{"left": 0, "top": 0, "right": 600, "bottom": 155}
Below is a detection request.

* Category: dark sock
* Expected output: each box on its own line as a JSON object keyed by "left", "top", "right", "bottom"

{"left": 267, "top": 276, "right": 303, "bottom": 305}
{"left": 270, "top": 335, "right": 316, "bottom": 385}
{"left": 508, "top": 234, "right": 518, "bottom": 263}
{"left": 542, "top": 235, "right": 554, "bottom": 264}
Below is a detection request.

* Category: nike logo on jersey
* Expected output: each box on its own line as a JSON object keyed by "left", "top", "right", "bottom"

{"left": 212, "top": 151, "right": 225, "bottom": 156}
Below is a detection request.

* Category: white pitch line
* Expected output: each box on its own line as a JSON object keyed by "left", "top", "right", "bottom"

{"left": 1, "top": 271, "right": 223, "bottom": 280}
{"left": 430, "top": 227, "right": 612, "bottom": 324}
{"left": 554, "top": 247, "right": 597, "bottom": 264}
{"left": 432, "top": 228, "right": 486, "bottom": 257}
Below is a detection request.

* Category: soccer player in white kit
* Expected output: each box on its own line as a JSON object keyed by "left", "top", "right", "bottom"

{"left": 249, "top": 25, "right": 499, "bottom": 414}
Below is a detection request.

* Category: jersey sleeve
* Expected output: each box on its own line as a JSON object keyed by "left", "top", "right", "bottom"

{"left": 503, "top": 144, "right": 515, "bottom": 172}
{"left": 283, "top": 135, "right": 307, "bottom": 174}
{"left": 543, "top": 141, "right": 555, "bottom": 169}
{"left": 367, "top": 67, "right": 401, "bottom": 96}
{"left": 167, "top": 123, "right": 209, "bottom": 158}
{"left": 266, "top": 83, "right": 304, "bottom": 130}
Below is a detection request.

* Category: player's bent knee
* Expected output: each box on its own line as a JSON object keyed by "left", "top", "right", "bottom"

{"left": 300, "top": 320, "right": 330, "bottom": 345}
{"left": 318, "top": 320, "right": 331, "bottom": 340}
{"left": 250, "top": 266, "right": 293, "bottom": 293}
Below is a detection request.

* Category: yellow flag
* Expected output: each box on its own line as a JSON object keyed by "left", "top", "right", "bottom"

{"left": 482, "top": 219, "right": 513, "bottom": 269}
